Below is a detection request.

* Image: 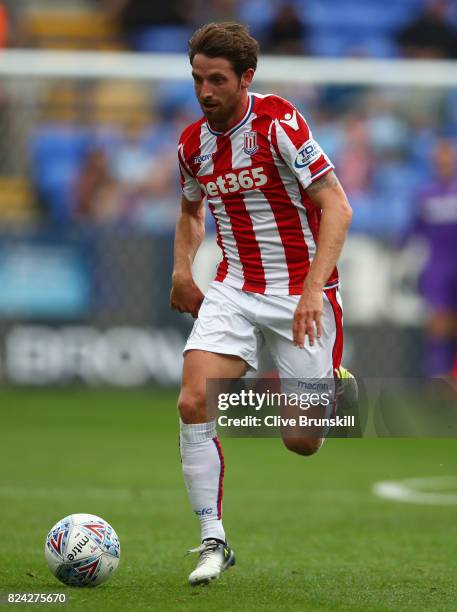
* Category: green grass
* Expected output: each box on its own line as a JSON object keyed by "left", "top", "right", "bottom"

{"left": 1, "top": 388, "right": 457, "bottom": 611}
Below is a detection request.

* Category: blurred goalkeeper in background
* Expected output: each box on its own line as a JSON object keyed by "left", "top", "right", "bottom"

{"left": 170, "top": 22, "right": 354, "bottom": 586}
{"left": 413, "top": 138, "right": 457, "bottom": 377}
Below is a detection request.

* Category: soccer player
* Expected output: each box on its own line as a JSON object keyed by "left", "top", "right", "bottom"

{"left": 170, "top": 22, "right": 353, "bottom": 585}
{"left": 412, "top": 138, "right": 457, "bottom": 376}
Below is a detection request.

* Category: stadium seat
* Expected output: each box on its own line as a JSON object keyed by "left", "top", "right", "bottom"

{"left": 89, "top": 81, "right": 152, "bottom": 125}
{"left": 309, "top": 28, "right": 399, "bottom": 58}
{"left": 132, "top": 26, "right": 192, "bottom": 53}
{"left": 90, "top": 126, "right": 123, "bottom": 154}
{"left": 39, "top": 85, "right": 78, "bottom": 123}
{"left": 237, "top": 0, "right": 276, "bottom": 43}
{"left": 446, "top": 91, "right": 457, "bottom": 130}
{"left": 23, "top": 9, "right": 122, "bottom": 51}
{"left": 308, "top": 34, "right": 346, "bottom": 58}
{"left": 30, "top": 126, "right": 91, "bottom": 221}
{"left": 305, "top": 0, "right": 420, "bottom": 57}
{"left": 0, "top": 177, "right": 35, "bottom": 222}
{"left": 306, "top": 0, "right": 417, "bottom": 30}
{"left": 154, "top": 82, "right": 200, "bottom": 118}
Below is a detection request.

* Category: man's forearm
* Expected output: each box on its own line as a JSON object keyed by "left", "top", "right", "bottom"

{"left": 173, "top": 204, "right": 205, "bottom": 280}
{"left": 306, "top": 205, "right": 351, "bottom": 290}
{"left": 305, "top": 172, "right": 352, "bottom": 290}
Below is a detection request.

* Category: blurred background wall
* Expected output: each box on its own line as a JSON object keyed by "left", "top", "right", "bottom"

{"left": 0, "top": 0, "right": 456, "bottom": 385}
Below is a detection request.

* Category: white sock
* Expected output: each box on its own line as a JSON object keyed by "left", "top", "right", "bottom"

{"left": 179, "top": 419, "right": 226, "bottom": 543}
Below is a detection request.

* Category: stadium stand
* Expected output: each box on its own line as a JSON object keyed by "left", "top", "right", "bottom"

{"left": 22, "top": 8, "right": 122, "bottom": 50}
{"left": 0, "top": 176, "right": 35, "bottom": 222}
{"left": 0, "top": 0, "right": 456, "bottom": 234}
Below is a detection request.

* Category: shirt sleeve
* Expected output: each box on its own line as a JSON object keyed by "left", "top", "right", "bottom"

{"left": 178, "top": 144, "right": 202, "bottom": 202}
{"left": 271, "top": 106, "right": 334, "bottom": 190}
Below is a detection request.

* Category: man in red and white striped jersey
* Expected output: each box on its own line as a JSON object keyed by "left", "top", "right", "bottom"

{"left": 170, "top": 22, "right": 353, "bottom": 586}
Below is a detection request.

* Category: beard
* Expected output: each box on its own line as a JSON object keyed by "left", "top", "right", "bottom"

{"left": 200, "top": 88, "right": 243, "bottom": 128}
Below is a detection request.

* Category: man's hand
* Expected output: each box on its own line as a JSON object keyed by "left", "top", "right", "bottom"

{"left": 292, "top": 169, "right": 351, "bottom": 348}
{"left": 170, "top": 274, "right": 205, "bottom": 318}
{"left": 293, "top": 281, "right": 323, "bottom": 348}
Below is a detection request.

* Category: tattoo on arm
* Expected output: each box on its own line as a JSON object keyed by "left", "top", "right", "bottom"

{"left": 306, "top": 170, "right": 340, "bottom": 196}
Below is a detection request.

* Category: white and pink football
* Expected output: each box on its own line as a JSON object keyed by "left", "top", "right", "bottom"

{"left": 45, "top": 514, "right": 120, "bottom": 587}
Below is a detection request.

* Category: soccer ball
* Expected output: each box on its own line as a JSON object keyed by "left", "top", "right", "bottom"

{"left": 44, "top": 514, "right": 120, "bottom": 587}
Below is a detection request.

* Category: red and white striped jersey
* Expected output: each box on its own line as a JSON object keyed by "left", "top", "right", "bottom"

{"left": 178, "top": 93, "right": 339, "bottom": 295}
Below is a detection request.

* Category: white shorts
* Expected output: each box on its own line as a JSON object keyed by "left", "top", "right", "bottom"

{"left": 184, "top": 281, "right": 343, "bottom": 379}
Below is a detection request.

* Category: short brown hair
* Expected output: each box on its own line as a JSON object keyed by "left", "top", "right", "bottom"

{"left": 188, "top": 22, "right": 259, "bottom": 78}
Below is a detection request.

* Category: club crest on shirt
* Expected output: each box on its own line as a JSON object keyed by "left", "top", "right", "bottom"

{"left": 243, "top": 130, "right": 258, "bottom": 156}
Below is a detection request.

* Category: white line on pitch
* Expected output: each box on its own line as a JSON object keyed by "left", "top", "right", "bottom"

{"left": 373, "top": 476, "right": 457, "bottom": 506}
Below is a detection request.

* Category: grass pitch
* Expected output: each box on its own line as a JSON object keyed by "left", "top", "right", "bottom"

{"left": 1, "top": 388, "right": 456, "bottom": 611}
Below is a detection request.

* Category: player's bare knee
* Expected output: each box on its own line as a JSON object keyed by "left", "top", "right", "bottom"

{"left": 178, "top": 388, "right": 207, "bottom": 424}
{"left": 282, "top": 436, "right": 322, "bottom": 456}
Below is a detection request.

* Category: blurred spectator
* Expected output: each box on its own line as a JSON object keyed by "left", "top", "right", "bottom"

{"left": 264, "top": 3, "right": 306, "bottom": 55}
{"left": 75, "top": 119, "right": 178, "bottom": 229}
{"left": 336, "top": 115, "right": 373, "bottom": 199}
{"left": 102, "top": 0, "right": 190, "bottom": 29}
{"left": 192, "top": 0, "right": 239, "bottom": 27}
{"left": 396, "top": 0, "right": 457, "bottom": 59}
{"left": 1, "top": 0, "right": 26, "bottom": 47}
{"left": 75, "top": 149, "right": 120, "bottom": 223}
{"left": 0, "top": 2, "right": 8, "bottom": 48}
{"left": 0, "top": 2, "right": 10, "bottom": 170}
{"left": 453, "top": 358, "right": 457, "bottom": 378}
{"left": 101, "top": 0, "right": 191, "bottom": 49}
{"left": 412, "top": 139, "right": 457, "bottom": 375}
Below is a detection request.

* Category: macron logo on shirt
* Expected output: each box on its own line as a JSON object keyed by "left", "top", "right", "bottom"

{"left": 193, "top": 152, "right": 215, "bottom": 164}
{"left": 280, "top": 110, "right": 299, "bottom": 131}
